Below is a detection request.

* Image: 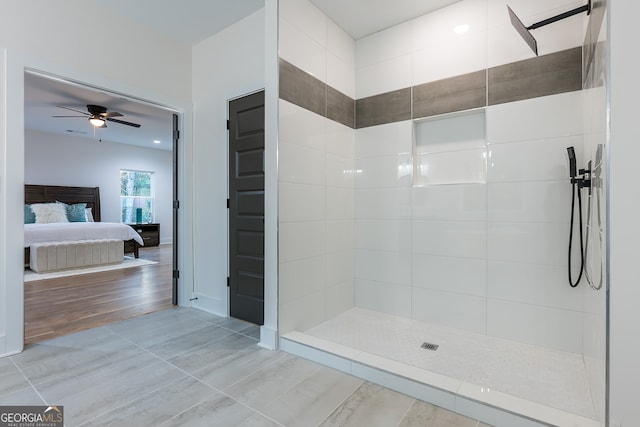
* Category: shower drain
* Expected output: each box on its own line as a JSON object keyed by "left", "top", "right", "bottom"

{"left": 421, "top": 342, "right": 439, "bottom": 351}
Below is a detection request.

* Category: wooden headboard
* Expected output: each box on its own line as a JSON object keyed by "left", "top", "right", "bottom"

{"left": 25, "top": 185, "right": 102, "bottom": 222}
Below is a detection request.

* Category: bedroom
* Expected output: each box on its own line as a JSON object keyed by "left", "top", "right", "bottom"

{"left": 23, "top": 72, "right": 176, "bottom": 343}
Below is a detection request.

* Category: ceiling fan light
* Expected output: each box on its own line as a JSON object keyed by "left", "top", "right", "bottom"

{"left": 89, "top": 116, "right": 105, "bottom": 127}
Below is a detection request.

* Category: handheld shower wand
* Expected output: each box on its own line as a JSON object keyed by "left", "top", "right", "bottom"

{"left": 566, "top": 147, "right": 591, "bottom": 288}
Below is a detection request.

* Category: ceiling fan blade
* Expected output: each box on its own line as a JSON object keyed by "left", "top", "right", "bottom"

{"left": 52, "top": 115, "right": 85, "bottom": 118}
{"left": 56, "top": 105, "right": 89, "bottom": 115}
{"left": 106, "top": 117, "right": 141, "bottom": 128}
{"left": 102, "top": 111, "right": 123, "bottom": 118}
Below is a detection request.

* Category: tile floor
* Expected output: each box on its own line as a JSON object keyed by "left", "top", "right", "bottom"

{"left": 0, "top": 307, "right": 492, "bottom": 427}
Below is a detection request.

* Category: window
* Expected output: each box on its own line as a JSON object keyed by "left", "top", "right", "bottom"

{"left": 120, "top": 170, "right": 154, "bottom": 223}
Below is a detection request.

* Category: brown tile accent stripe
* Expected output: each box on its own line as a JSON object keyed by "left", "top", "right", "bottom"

{"left": 279, "top": 47, "right": 581, "bottom": 129}
{"left": 413, "top": 70, "right": 486, "bottom": 120}
{"left": 279, "top": 58, "right": 327, "bottom": 118}
{"left": 327, "top": 86, "right": 355, "bottom": 128}
{"left": 279, "top": 58, "right": 355, "bottom": 128}
{"left": 488, "top": 47, "right": 582, "bottom": 106}
{"left": 355, "top": 88, "right": 411, "bottom": 129}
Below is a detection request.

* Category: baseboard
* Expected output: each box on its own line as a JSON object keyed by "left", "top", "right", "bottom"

{"left": 191, "top": 294, "right": 226, "bottom": 317}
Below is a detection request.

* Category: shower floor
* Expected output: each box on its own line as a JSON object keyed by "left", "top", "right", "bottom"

{"left": 290, "top": 307, "right": 597, "bottom": 425}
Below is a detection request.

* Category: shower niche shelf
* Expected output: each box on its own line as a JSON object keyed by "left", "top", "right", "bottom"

{"left": 413, "top": 109, "right": 486, "bottom": 187}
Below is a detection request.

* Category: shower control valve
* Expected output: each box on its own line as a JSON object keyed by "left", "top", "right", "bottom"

{"left": 573, "top": 163, "right": 592, "bottom": 190}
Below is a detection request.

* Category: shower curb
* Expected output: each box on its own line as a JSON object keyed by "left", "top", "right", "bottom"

{"left": 280, "top": 331, "right": 600, "bottom": 427}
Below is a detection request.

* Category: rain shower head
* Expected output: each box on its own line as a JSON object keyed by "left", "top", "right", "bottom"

{"left": 507, "top": 1, "right": 591, "bottom": 56}
{"left": 507, "top": 5, "right": 537, "bottom": 56}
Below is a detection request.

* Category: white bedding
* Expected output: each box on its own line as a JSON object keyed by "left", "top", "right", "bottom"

{"left": 24, "top": 222, "right": 144, "bottom": 247}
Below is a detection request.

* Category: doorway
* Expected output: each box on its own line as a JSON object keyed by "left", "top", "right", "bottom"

{"left": 228, "top": 90, "right": 265, "bottom": 325}
{"left": 22, "top": 71, "right": 181, "bottom": 344}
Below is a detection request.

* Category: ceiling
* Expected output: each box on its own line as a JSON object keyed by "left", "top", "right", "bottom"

{"left": 309, "top": 0, "right": 463, "bottom": 39}
{"left": 24, "top": 73, "right": 175, "bottom": 151}
{"left": 25, "top": 1, "right": 463, "bottom": 150}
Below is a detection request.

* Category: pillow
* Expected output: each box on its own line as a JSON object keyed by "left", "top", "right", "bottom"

{"left": 85, "top": 207, "right": 95, "bottom": 222}
{"left": 24, "top": 204, "right": 36, "bottom": 224}
{"left": 62, "top": 202, "right": 87, "bottom": 222}
{"left": 30, "top": 203, "right": 69, "bottom": 224}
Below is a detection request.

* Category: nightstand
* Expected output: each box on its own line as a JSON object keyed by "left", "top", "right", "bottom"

{"left": 129, "top": 223, "right": 160, "bottom": 247}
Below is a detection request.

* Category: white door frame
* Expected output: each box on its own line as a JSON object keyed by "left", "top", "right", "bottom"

{"left": 1, "top": 49, "right": 193, "bottom": 356}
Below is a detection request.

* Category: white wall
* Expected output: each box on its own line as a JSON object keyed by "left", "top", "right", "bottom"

{"left": 609, "top": 2, "right": 640, "bottom": 426}
{"left": 0, "top": 0, "right": 193, "bottom": 356}
{"left": 278, "top": 0, "right": 356, "bottom": 333}
{"left": 191, "top": 9, "right": 265, "bottom": 317}
{"left": 25, "top": 129, "right": 173, "bottom": 243}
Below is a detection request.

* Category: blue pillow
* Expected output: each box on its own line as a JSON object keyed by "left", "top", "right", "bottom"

{"left": 61, "top": 202, "right": 87, "bottom": 222}
{"left": 24, "top": 204, "right": 36, "bottom": 224}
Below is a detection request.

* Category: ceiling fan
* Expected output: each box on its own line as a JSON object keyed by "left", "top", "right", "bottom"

{"left": 52, "top": 104, "right": 141, "bottom": 128}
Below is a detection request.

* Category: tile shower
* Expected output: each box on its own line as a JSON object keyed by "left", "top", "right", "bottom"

{"left": 277, "top": 0, "right": 607, "bottom": 426}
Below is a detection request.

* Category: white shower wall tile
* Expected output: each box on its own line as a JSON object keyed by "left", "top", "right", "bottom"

{"left": 280, "top": 0, "right": 327, "bottom": 48}
{"left": 327, "top": 52, "right": 356, "bottom": 99}
{"left": 326, "top": 16, "right": 356, "bottom": 98}
{"left": 279, "top": 256, "right": 327, "bottom": 304}
{"left": 487, "top": 299, "right": 582, "bottom": 353}
{"left": 326, "top": 251, "right": 354, "bottom": 288}
{"left": 326, "top": 187, "right": 355, "bottom": 220}
{"left": 355, "top": 249, "right": 411, "bottom": 286}
{"left": 412, "top": 254, "right": 486, "bottom": 297}
{"left": 279, "top": 18, "right": 327, "bottom": 82}
{"left": 326, "top": 18, "right": 356, "bottom": 70}
{"left": 412, "top": 288, "right": 487, "bottom": 334}
{"left": 486, "top": 181, "right": 571, "bottom": 223}
{"left": 355, "top": 21, "right": 412, "bottom": 69}
{"left": 279, "top": 221, "right": 327, "bottom": 263}
{"left": 355, "top": 154, "right": 413, "bottom": 189}
{"left": 486, "top": 260, "right": 583, "bottom": 312}
{"left": 326, "top": 220, "right": 354, "bottom": 254}
{"left": 411, "top": 0, "right": 488, "bottom": 51}
{"left": 486, "top": 91, "right": 583, "bottom": 144}
{"left": 280, "top": 290, "right": 327, "bottom": 334}
{"left": 355, "top": 54, "right": 413, "bottom": 99}
{"left": 279, "top": 141, "right": 326, "bottom": 186}
{"left": 355, "top": 121, "right": 412, "bottom": 158}
{"left": 412, "top": 220, "right": 486, "bottom": 259}
{"left": 355, "top": 279, "right": 412, "bottom": 317}
{"left": 487, "top": 135, "right": 583, "bottom": 182}
{"left": 487, "top": 15, "right": 583, "bottom": 68}
{"left": 487, "top": 222, "right": 572, "bottom": 266}
{"left": 279, "top": 182, "right": 326, "bottom": 223}
{"left": 326, "top": 280, "right": 355, "bottom": 319}
{"left": 355, "top": 219, "right": 411, "bottom": 252}
{"left": 326, "top": 153, "right": 355, "bottom": 188}
{"left": 326, "top": 119, "right": 355, "bottom": 157}
{"left": 412, "top": 34, "right": 488, "bottom": 87}
{"left": 355, "top": 188, "right": 412, "bottom": 219}
{"left": 412, "top": 184, "right": 486, "bottom": 222}
{"left": 279, "top": 100, "right": 326, "bottom": 151}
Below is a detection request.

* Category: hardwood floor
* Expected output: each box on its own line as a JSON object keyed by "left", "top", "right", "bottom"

{"left": 24, "top": 244, "right": 174, "bottom": 345}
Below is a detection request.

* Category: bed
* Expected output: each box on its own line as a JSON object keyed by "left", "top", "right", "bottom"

{"left": 24, "top": 184, "right": 144, "bottom": 266}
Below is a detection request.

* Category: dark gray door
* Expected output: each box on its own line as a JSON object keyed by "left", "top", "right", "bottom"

{"left": 172, "top": 113, "right": 179, "bottom": 305}
{"left": 228, "top": 91, "right": 265, "bottom": 325}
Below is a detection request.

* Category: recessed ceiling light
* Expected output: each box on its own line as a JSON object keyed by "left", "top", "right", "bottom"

{"left": 153, "top": 140, "right": 161, "bottom": 144}
{"left": 454, "top": 24, "right": 470, "bottom": 34}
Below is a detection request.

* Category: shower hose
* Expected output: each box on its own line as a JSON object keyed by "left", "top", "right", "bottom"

{"left": 568, "top": 179, "right": 584, "bottom": 288}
